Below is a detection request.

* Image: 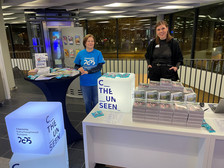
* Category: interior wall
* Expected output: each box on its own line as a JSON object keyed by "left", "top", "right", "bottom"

{"left": 0, "top": 2, "right": 16, "bottom": 99}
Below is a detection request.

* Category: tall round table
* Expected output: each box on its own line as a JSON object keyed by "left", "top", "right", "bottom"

{"left": 25, "top": 73, "right": 82, "bottom": 145}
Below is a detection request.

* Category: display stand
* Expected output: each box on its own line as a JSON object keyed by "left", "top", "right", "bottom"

{"left": 5, "top": 102, "right": 69, "bottom": 168}
{"left": 9, "top": 132, "right": 68, "bottom": 168}
{"left": 82, "top": 104, "right": 224, "bottom": 168}
{"left": 98, "top": 73, "right": 135, "bottom": 113}
{"left": 202, "top": 103, "right": 224, "bottom": 168}
{"left": 25, "top": 74, "right": 82, "bottom": 145}
{"left": 61, "top": 27, "right": 84, "bottom": 98}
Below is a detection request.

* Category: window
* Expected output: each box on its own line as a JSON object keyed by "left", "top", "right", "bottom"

{"left": 169, "top": 9, "right": 195, "bottom": 59}
{"left": 118, "top": 17, "right": 156, "bottom": 59}
{"left": 86, "top": 17, "right": 156, "bottom": 59}
{"left": 87, "top": 19, "right": 116, "bottom": 58}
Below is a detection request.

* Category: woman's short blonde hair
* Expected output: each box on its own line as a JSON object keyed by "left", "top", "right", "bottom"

{"left": 83, "top": 34, "right": 95, "bottom": 48}
{"left": 155, "top": 20, "right": 173, "bottom": 44}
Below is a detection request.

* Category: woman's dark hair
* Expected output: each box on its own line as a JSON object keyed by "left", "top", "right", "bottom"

{"left": 155, "top": 20, "right": 173, "bottom": 44}
{"left": 83, "top": 34, "right": 95, "bottom": 48}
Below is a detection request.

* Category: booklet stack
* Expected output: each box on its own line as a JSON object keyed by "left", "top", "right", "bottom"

{"left": 137, "top": 78, "right": 196, "bottom": 103}
{"left": 145, "top": 100, "right": 160, "bottom": 123}
{"left": 186, "top": 103, "right": 204, "bottom": 127}
{"left": 132, "top": 99, "right": 146, "bottom": 122}
{"left": 159, "top": 101, "right": 174, "bottom": 124}
{"left": 173, "top": 103, "right": 189, "bottom": 126}
{"left": 132, "top": 99, "right": 204, "bottom": 128}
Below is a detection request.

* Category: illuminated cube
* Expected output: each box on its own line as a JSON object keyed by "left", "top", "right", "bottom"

{"left": 9, "top": 131, "right": 68, "bottom": 168}
{"left": 5, "top": 102, "right": 65, "bottom": 154}
{"left": 98, "top": 73, "right": 135, "bottom": 113}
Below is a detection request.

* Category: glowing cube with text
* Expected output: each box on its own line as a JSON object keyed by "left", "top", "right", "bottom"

{"left": 5, "top": 102, "right": 65, "bottom": 154}
{"left": 98, "top": 73, "right": 135, "bottom": 113}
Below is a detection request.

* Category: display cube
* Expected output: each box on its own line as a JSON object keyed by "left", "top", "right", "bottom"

{"left": 9, "top": 131, "right": 68, "bottom": 168}
{"left": 5, "top": 101, "right": 65, "bottom": 154}
{"left": 98, "top": 73, "right": 135, "bottom": 113}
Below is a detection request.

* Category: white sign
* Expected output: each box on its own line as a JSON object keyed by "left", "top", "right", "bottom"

{"left": 5, "top": 102, "right": 65, "bottom": 154}
{"left": 98, "top": 73, "right": 135, "bottom": 113}
{"left": 35, "top": 53, "right": 48, "bottom": 68}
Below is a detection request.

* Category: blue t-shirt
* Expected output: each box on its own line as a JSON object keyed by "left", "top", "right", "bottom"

{"left": 74, "top": 49, "right": 105, "bottom": 86}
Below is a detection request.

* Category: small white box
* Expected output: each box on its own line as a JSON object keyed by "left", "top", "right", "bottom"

{"left": 98, "top": 73, "right": 135, "bottom": 113}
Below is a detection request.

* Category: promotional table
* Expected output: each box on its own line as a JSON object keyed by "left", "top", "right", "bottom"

{"left": 82, "top": 103, "right": 224, "bottom": 168}
{"left": 25, "top": 74, "right": 82, "bottom": 145}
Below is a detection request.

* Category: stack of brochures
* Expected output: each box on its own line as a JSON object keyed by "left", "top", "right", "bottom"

{"left": 136, "top": 78, "right": 196, "bottom": 103}
{"left": 132, "top": 99, "right": 204, "bottom": 128}
{"left": 27, "top": 68, "right": 80, "bottom": 80}
{"left": 145, "top": 100, "right": 160, "bottom": 123}
{"left": 132, "top": 99, "right": 146, "bottom": 122}
{"left": 186, "top": 103, "right": 204, "bottom": 127}
{"left": 159, "top": 101, "right": 174, "bottom": 124}
{"left": 173, "top": 103, "right": 188, "bottom": 126}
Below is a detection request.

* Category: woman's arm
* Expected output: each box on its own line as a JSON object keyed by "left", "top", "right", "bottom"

{"left": 145, "top": 40, "right": 155, "bottom": 67}
{"left": 87, "top": 63, "right": 104, "bottom": 74}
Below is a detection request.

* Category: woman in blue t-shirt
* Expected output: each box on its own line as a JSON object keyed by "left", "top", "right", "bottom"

{"left": 74, "top": 34, "right": 105, "bottom": 114}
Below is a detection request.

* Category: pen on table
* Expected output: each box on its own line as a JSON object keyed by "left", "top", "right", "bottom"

{"left": 204, "top": 108, "right": 209, "bottom": 112}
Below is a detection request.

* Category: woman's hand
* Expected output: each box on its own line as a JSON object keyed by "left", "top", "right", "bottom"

{"left": 169, "top": 66, "right": 178, "bottom": 72}
{"left": 78, "top": 67, "right": 85, "bottom": 73}
{"left": 81, "top": 71, "right": 88, "bottom": 75}
{"left": 148, "top": 65, "right": 152, "bottom": 68}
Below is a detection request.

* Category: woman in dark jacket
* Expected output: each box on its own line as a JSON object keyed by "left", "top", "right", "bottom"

{"left": 145, "top": 20, "right": 183, "bottom": 81}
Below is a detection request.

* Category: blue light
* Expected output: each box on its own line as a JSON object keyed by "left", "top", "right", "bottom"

{"left": 5, "top": 102, "right": 65, "bottom": 154}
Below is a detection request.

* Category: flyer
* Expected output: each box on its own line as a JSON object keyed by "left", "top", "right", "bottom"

{"left": 35, "top": 53, "right": 47, "bottom": 68}
{"left": 63, "top": 36, "right": 68, "bottom": 45}
{"left": 68, "top": 36, "right": 73, "bottom": 45}
{"left": 64, "top": 49, "right": 69, "bottom": 57}
{"left": 69, "top": 49, "right": 75, "bottom": 57}
{"left": 75, "top": 35, "right": 80, "bottom": 45}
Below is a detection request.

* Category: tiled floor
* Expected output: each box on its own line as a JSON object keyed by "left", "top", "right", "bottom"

{"left": 0, "top": 71, "right": 108, "bottom": 168}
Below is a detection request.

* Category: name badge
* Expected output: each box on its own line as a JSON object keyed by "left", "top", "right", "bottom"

{"left": 155, "top": 44, "right": 160, "bottom": 48}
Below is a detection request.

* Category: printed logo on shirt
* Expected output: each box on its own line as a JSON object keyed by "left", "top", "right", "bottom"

{"left": 84, "top": 57, "right": 95, "bottom": 66}
{"left": 155, "top": 44, "right": 160, "bottom": 48}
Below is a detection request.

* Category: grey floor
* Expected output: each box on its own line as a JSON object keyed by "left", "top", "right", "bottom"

{"left": 0, "top": 69, "right": 107, "bottom": 168}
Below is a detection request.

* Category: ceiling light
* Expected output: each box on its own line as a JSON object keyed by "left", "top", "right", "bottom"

{"left": 139, "top": 19, "right": 150, "bottom": 22}
{"left": 105, "top": 3, "right": 150, "bottom": 8}
{"left": 104, "top": 3, "right": 134, "bottom": 7}
{"left": 110, "top": 15, "right": 136, "bottom": 18}
{"left": 167, "top": 1, "right": 196, "bottom": 4}
{"left": 104, "top": 3, "right": 122, "bottom": 7}
{"left": 158, "top": 5, "right": 193, "bottom": 9}
{"left": 3, "top": 13, "right": 14, "bottom": 16}
{"left": 24, "top": 11, "right": 36, "bottom": 14}
{"left": 199, "top": 15, "right": 206, "bottom": 18}
{"left": 139, "top": 9, "right": 156, "bottom": 12}
{"left": 2, "top": 6, "right": 11, "bottom": 9}
{"left": 208, "top": 15, "right": 217, "bottom": 20}
{"left": 78, "top": 18, "right": 86, "bottom": 20}
{"left": 4, "top": 17, "right": 17, "bottom": 20}
{"left": 219, "top": 18, "right": 224, "bottom": 22}
{"left": 98, "top": 21, "right": 109, "bottom": 23}
{"left": 90, "top": 11, "right": 125, "bottom": 14}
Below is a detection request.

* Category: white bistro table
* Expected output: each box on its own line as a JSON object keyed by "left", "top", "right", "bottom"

{"left": 82, "top": 103, "right": 224, "bottom": 168}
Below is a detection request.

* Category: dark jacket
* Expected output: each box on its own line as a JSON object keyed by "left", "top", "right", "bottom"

{"left": 145, "top": 38, "right": 183, "bottom": 67}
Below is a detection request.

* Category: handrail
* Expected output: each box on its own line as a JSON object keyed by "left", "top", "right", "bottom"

{"left": 10, "top": 55, "right": 224, "bottom": 103}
